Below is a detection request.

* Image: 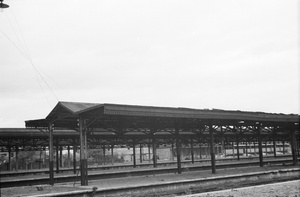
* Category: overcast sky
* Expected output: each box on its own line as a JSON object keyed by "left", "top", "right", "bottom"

{"left": 0, "top": 0, "right": 299, "bottom": 127}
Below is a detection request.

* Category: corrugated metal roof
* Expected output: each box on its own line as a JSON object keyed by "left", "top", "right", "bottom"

{"left": 47, "top": 101, "right": 101, "bottom": 116}
{"left": 102, "top": 103, "right": 299, "bottom": 123}
{"left": 26, "top": 101, "right": 299, "bottom": 129}
{"left": 59, "top": 101, "right": 101, "bottom": 114}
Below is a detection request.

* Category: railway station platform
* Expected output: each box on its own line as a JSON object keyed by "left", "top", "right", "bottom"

{"left": 1, "top": 165, "right": 299, "bottom": 197}
{"left": 0, "top": 156, "right": 295, "bottom": 186}
{"left": 1, "top": 157, "right": 299, "bottom": 197}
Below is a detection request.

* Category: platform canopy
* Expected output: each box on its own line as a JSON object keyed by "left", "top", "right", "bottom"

{"left": 24, "top": 101, "right": 299, "bottom": 144}
{"left": 22, "top": 101, "right": 300, "bottom": 186}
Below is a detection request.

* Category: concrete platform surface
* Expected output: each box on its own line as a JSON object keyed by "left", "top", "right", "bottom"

{"left": 1, "top": 165, "right": 299, "bottom": 197}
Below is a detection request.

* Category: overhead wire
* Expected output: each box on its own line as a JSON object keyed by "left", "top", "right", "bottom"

{"left": 1, "top": 3, "right": 75, "bottom": 103}
{"left": 3, "top": 7, "right": 53, "bottom": 105}
{"left": 6, "top": 6, "right": 59, "bottom": 102}
{"left": 0, "top": 26, "right": 53, "bottom": 106}
{"left": 5, "top": 11, "right": 27, "bottom": 58}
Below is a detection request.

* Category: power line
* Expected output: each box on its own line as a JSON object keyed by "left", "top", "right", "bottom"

{"left": 1, "top": 7, "right": 75, "bottom": 103}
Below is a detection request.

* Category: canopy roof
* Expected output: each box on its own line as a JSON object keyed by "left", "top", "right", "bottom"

{"left": 0, "top": 102, "right": 298, "bottom": 149}
{"left": 26, "top": 101, "right": 299, "bottom": 129}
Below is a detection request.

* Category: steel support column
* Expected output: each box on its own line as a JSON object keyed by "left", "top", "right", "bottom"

{"left": 15, "top": 146, "right": 19, "bottom": 171}
{"left": 175, "top": 128, "right": 182, "bottom": 174}
{"left": 205, "top": 143, "right": 208, "bottom": 158}
{"left": 152, "top": 134, "right": 157, "bottom": 168}
{"left": 39, "top": 149, "right": 42, "bottom": 169}
{"left": 257, "top": 125, "right": 263, "bottom": 167}
{"left": 272, "top": 127, "right": 277, "bottom": 158}
{"left": 297, "top": 135, "right": 300, "bottom": 157}
{"left": 245, "top": 141, "right": 248, "bottom": 156}
{"left": 133, "top": 141, "right": 136, "bottom": 168}
{"left": 221, "top": 137, "right": 225, "bottom": 156}
{"left": 171, "top": 143, "right": 175, "bottom": 161}
{"left": 7, "top": 146, "right": 11, "bottom": 171}
{"left": 103, "top": 146, "right": 106, "bottom": 164}
{"left": 224, "top": 139, "right": 227, "bottom": 158}
{"left": 49, "top": 123, "right": 54, "bottom": 185}
{"left": 290, "top": 129, "right": 298, "bottom": 166}
{"left": 191, "top": 138, "right": 194, "bottom": 164}
{"left": 111, "top": 144, "right": 114, "bottom": 165}
{"left": 148, "top": 140, "right": 151, "bottom": 163}
{"left": 265, "top": 141, "right": 268, "bottom": 154}
{"left": 236, "top": 136, "right": 240, "bottom": 161}
{"left": 67, "top": 146, "right": 70, "bottom": 167}
{"left": 139, "top": 144, "right": 143, "bottom": 163}
{"left": 73, "top": 145, "right": 77, "bottom": 174}
{"left": 273, "top": 138, "right": 277, "bottom": 158}
{"left": 199, "top": 142, "right": 202, "bottom": 159}
{"left": 79, "top": 116, "right": 88, "bottom": 186}
{"left": 209, "top": 124, "right": 216, "bottom": 174}
{"left": 59, "top": 145, "right": 63, "bottom": 168}
{"left": 56, "top": 139, "right": 59, "bottom": 173}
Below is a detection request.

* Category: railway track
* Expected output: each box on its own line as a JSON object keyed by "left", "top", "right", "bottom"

{"left": 0, "top": 155, "right": 291, "bottom": 177}
{"left": 0, "top": 157, "right": 296, "bottom": 188}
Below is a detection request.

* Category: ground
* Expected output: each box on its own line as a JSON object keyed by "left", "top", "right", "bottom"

{"left": 186, "top": 180, "right": 300, "bottom": 197}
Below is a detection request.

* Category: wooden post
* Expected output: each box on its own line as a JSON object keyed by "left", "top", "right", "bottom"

{"left": 209, "top": 124, "right": 216, "bottom": 174}
{"left": 49, "top": 122, "right": 54, "bottom": 185}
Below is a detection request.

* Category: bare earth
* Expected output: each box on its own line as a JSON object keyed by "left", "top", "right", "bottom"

{"left": 185, "top": 180, "right": 300, "bottom": 197}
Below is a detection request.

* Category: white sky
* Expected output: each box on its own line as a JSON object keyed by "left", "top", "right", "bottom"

{"left": 0, "top": 0, "right": 299, "bottom": 128}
